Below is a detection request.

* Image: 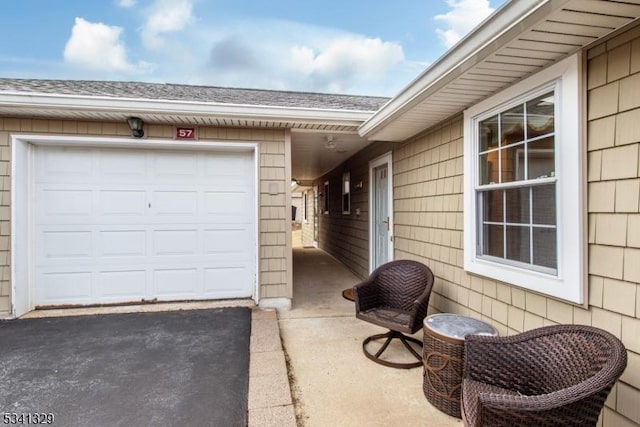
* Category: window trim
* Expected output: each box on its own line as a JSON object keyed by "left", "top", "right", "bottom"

{"left": 463, "top": 53, "right": 585, "bottom": 304}
{"left": 342, "top": 172, "right": 351, "bottom": 214}
{"left": 323, "top": 180, "right": 329, "bottom": 214}
{"left": 303, "top": 192, "right": 308, "bottom": 222}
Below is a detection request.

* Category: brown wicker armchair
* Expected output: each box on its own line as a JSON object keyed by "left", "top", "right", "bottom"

{"left": 353, "top": 260, "right": 434, "bottom": 369}
{"left": 461, "top": 324, "right": 627, "bottom": 427}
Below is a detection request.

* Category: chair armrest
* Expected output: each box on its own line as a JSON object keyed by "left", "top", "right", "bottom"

{"left": 475, "top": 382, "right": 613, "bottom": 425}
{"left": 353, "top": 275, "right": 379, "bottom": 312}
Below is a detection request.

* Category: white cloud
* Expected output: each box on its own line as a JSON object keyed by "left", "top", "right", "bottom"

{"left": 288, "top": 36, "right": 405, "bottom": 92}
{"left": 64, "top": 17, "right": 134, "bottom": 72}
{"left": 117, "top": 0, "right": 136, "bottom": 8}
{"left": 142, "top": 0, "right": 194, "bottom": 50}
{"left": 435, "top": 0, "right": 495, "bottom": 48}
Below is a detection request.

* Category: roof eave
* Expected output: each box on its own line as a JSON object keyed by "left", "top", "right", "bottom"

{"left": 358, "top": 0, "right": 553, "bottom": 140}
{"left": 0, "top": 91, "right": 374, "bottom": 127}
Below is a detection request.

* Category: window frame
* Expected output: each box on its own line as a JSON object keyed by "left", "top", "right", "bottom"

{"left": 303, "top": 192, "right": 308, "bottom": 222}
{"left": 463, "top": 53, "right": 585, "bottom": 304}
{"left": 342, "top": 172, "right": 351, "bottom": 214}
{"left": 323, "top": 180, "right": 329, "bottom": 214}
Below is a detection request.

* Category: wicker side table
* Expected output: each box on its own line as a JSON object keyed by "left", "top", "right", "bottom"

{"left": 422, "top": 314, "right": 498, "bottom": 418}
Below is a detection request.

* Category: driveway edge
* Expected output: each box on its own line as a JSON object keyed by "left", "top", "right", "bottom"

{"left": 248, "top": 308, "right": 297, "bottom": 427}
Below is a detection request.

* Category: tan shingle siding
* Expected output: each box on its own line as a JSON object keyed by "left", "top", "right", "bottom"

{"left": 389, "top": 24, "right": 640, "bottom": 427}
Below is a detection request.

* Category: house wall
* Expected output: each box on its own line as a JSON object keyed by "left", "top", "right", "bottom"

{"left": 315, "top": 141, "right": 396, "bottom": 279}
{"left": 0, "top": 118, "right": 291, "bottom": 316}
{"left": 316, "top": 25, "right": 640, "bottom": 427}
{"left": 301, "top": 188, "right": 315, "bottom": 247}
{"left": 292, "top": 192, "right": 303, "bottom": 223}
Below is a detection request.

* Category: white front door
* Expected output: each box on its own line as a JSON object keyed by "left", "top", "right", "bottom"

{"left": 33, "top": 145, "right": 255, "bottom": 307}
{"left": 370, "top": 153, "right": 393, "bottom": 271}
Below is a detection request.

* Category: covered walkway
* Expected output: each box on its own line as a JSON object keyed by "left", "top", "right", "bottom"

{"left": 279, "top": 247, "right": 459, "bottom": 426}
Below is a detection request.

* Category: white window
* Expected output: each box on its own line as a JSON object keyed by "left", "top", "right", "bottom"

{"left": 342, "top": 172, "right": 351, "bottom": 214}
{"left": 303, "top": 192, "right": 308, "bottom": 221}
{"left": 463, "top": 54, "right": 585, "bottom": 304}
{"left": 323, "top": 181, "right": 329, "bottom": 214}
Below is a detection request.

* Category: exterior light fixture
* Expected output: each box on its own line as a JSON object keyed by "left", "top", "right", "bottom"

{"left": 325, "top": 135, "right": 336, "bottom": 149}
{"left": 127, "top": 116, "right": 144, "bottom": 138}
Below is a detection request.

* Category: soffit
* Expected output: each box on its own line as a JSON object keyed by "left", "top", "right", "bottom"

{"left": 361, "top": 0, "right": 640, "bottom": 142}
{"left": 0, "top": 105, "right": 366, "bottom": 133}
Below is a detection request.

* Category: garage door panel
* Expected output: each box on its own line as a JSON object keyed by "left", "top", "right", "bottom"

{"left": 41, "top": 231, "right": 92, "bottom": 259}
{"left": 41, "top": 189, "right": 92, "bottom": 218}
{"left": 34, "top": 146, "right": 255, "bottom": 307}
{"left": 37, "top": 147, "right": 94, "bottom": 182}
{"left": 100, "top": 230, "right": 147, "bottom": 257}
{"left": 97, "top": 270, "right": 146, "bottom": 299}
{"left": 100, "top": 191, "right": 147, "bottom": 216}
{"left": 153, "top": 152, "right": 199, "bottom": 181}
{"left": 204, "top": 228, "right": 251, "bottom": 256}
{"left": 154, "top": 268, "right": 199, "bottom": 297}
{"left": 37, "top": 271, "right": 92, "bottom": 303}
{"left": 203, "top": 153, "right": 252, "bottom": 180}
{"left": 204, "top": 191, "right": 250, "bottom": 217}
{"left": 152, "top": 191, "right": 198, "bottom": 217}
{"left": 99, "top": 150, "right": 148, "bottom": 181}
{"left": 153, "top": 229, "right": 198, "bottom": 256}
{"left": 204, "top": 265, "right": 253, "bottom": 297}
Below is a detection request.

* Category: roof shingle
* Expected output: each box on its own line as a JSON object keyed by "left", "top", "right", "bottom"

{"left": 0, "top": 78, "right": 389, "bottom": 112}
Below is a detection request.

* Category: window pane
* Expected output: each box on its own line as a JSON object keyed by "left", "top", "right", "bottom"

{"left": 533, "top": 228, "right": 557, "bottom": 269}
{"left": 501, "top": 143, "right": 525, "bottom": 183}
{"left": 500, "top": 104, "right": 524, "bottom": 146}
{"left": 505, "top": 187, "right": 530, "bottom": 224}
{"left": 532, "top": 184, "right": 556, "bottom": 225}
{"left": 506, "top": 226, "right": 530, "bottom": 263}
{"left": 343, "top": 194, "right": 350, "bottom": 212}
{"left": 482, "top": 224, "right": 504, "bottom": 258}
{"left": 479, "top": 152, "right": 499, "bottom": 185}
{"left": 479, "top": 115, "right": 499, "bottom": 152}
{"left": 481, "top": 190, "right": 503, "bottom": 223}
{"left": 528, "top": 137, "right": 555, "bottom": 180}
{"left": 527, "top": 92, "right": 554, "bottom": 139}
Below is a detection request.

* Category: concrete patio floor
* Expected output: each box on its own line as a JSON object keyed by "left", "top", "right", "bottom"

{"left": 280, "top": 247, "right": 461, "bottom": 427}
{"left": 16, "top": 246, "right": 462, "bottom": 426}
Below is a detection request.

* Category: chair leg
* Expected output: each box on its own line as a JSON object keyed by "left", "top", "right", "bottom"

{"left": 362, "top": 330, "right": 423, "bottom": 369}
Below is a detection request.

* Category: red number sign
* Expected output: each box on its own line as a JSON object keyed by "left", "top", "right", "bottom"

{"left": 176, "top": 127, "right": 197, "bottom": 140}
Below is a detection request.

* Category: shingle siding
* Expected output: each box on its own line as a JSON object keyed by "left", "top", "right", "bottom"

{"left": 316, "top": 22, "right": 640, "bottom": 427}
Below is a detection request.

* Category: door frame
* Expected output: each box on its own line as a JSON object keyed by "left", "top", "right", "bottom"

{"left": 11, "top": 134, "right": 259, "bottom": 318}
{"left": 368, "top": 151, "right": 394, "bottom": 273}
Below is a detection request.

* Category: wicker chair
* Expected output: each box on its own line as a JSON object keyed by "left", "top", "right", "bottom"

{"left": 461, "top": 324, "right": 628, "bottom": 426}
{"left": 353, "top": 260, "right": 434, "bottom": 369}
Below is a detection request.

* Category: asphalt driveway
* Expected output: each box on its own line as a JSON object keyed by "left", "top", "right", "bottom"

{"left": 0, "top": 307, "right": 251, "bottom": 426}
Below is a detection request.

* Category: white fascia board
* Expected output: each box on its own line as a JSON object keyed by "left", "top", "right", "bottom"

{"left": 359, "top": 0, "right": 557, "bottom": 139}
{"left": 0, "top": 92, "right": 373, "bottom": 125}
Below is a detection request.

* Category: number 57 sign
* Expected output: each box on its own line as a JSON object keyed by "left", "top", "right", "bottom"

{"left": 175, "top": 127, "right": 198, "bottom": 140}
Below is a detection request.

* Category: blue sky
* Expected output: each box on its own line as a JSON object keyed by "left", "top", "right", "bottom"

{"left": 0, "top": 0, "right": 506, "bottom": 96}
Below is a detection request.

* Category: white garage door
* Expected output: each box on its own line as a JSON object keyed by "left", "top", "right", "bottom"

{"left": 33, "top": 145, "right": 255, "bottom": 307}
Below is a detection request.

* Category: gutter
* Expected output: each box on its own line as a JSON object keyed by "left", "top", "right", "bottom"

{"left": 0, "top": 91, "right": 375, "bottom": 125}
{"left": 358, "top": 0, "right": 557, "bottom": 138}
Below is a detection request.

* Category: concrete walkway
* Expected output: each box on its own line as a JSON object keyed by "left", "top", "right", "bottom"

{"left": 280, "top": 248, "right": 461, "bottom": 427}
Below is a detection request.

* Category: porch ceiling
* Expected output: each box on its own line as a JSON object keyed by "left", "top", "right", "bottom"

{"left": 360, "top": 0, "right": 640, "bottom": 142}
{"left": 291, "top": 130, "right": 372, "bottom": 182}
